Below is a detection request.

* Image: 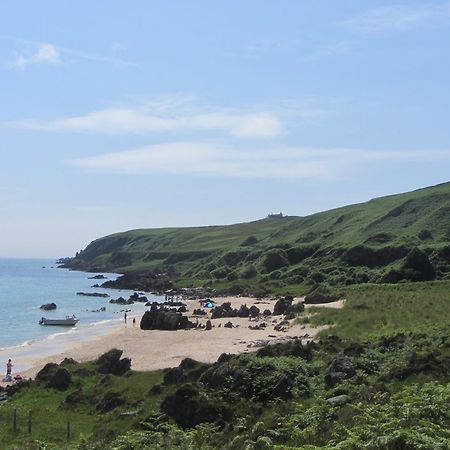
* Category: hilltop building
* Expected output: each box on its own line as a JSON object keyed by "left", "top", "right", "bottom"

{"left": 267, "top": 212, "right": 284, "bottom": 218}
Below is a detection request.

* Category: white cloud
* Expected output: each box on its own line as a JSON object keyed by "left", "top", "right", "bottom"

{"left": 7, "top": 106, "right": 283, "bottom": 140}
{"left": 71, "top": 143, "right": 450, "bottom": 180}
{"left": 7, "top": 39, "right": 137, "bottom": 69}
{"left": 10, "top": 43, "right": 60, "bottom": 68}
{"left": 342, "top": 3, "right": 450, "bottom": 33}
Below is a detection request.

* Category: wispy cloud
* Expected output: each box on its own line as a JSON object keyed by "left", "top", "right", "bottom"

{"left": 341, "top": 3, "right": 450, "bottom": 34}
{"left": 71, "top": 143, "right": 450, "bottom": 180}
{"left": 4, "top": 95, "right": 331, "bottom": 139}
{"left": 6, "top": 105, "right": 283, "bottom": 140}
{"left": 9, "top": 43, "right": 60, "bottom": 69}
{"left": 6, "top": 38, "right": 137, "bottom": 69}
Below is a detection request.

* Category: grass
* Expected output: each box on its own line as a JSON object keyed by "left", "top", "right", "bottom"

{"left": 0, "top": 365, "right": 166, "bottom": 449}
{"left": 300, "top": 280, "right": 450, "bottom": 340}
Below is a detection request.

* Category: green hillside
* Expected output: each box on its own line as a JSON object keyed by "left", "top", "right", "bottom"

{"left": 65, "top": 181, "right": 450, "bottom": 294}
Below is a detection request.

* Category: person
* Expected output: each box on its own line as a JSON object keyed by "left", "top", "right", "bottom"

{"left": 124, "top": 312, "right": 127, "bottom": 324}
{"left": 6, "top": 359, "right": 12, "bottom": 376}
{"left": 132, "top": 317, "right": 136, "bottom": 326}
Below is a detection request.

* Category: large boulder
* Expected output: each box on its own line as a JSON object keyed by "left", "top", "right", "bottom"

{"left": 248, "top": 305, "right": 260, "bottom": 318}
{"left": 47, "top": 368, "right": 71, "bottom": 390}
{"left": 140, "top": 308, "right": 194, "bottom": 331}
{"left": 324, "top": 353, "right": 355, "bottom": 387}
{"left": 96, "top": 349, "right": 131, "bottom": 375}
{"left": 35, "top": 363, "right": 71, "bottom": 390}
{"left": 327, "top": 394, "right": 351, "bottom": 407}
{"left": 273, "top": 296, "right": 293, "bottom": 315}
{"left": 211, "top": 302, "right": 236, "bottom": 319}
{"left": 35, "top": 363, "right": 59, "bottom": 384}
{"left": 284, "top": 302, "right": 305, "bottom": 320}
{"left": 304, "top": 287, "right": 338, "bottom": 305}
{"left": 271, "top": 375, "right": 294, "bottom": 399}
{"left": 161, "top": 383, "right": 230, "bottom": 428}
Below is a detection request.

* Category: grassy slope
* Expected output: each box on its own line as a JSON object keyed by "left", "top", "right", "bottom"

{"left": 68, "top": 183, "right": 450, "bottom": 275}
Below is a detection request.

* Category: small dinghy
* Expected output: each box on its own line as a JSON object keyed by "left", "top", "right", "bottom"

{"left": 39, "top": 315, "right": 79, "bottom": 326}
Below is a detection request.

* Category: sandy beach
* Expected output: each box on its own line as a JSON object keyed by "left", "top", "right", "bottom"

{"left": 1, "top": 296, "right": 343, "bottom": 384}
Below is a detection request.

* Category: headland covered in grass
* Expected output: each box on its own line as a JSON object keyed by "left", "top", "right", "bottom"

{"left": 62, "top": 181, "right": 450, "bottom": 297}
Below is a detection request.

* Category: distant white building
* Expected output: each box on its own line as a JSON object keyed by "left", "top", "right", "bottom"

{"left": 267, "top": 212, "right": 284, "bottom": 218}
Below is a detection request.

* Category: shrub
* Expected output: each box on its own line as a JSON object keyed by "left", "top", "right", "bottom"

{"left": 261, "top": 249, "right": 289, "bottom": 273}
{"left": 241, "top": 265, "right": 257, "bottom": 279}
{"left": 242, "top": 236, "right": 258, "bottom": 246}
{"left": 401, "top": 247, "right": 436, "bottom": 281}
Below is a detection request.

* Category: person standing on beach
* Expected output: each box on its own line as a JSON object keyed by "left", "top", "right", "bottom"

{"left": 124, "top": 312, "right": 127, "bottom": 324}
{"left": 6, "top": 359, "right": 12, "bottom": 376}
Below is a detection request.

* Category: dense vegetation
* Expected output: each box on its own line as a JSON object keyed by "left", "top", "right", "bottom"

{"left": 64, "top": 182, "right": 450, "bottom": 295}
{"left": 1, "top": 282, "right": 449, "bottom": 449}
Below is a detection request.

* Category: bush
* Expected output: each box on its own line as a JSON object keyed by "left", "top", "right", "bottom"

{"left": 261, "top": 249, "right": 289, "bottom": 273}
{"left": 240, "top": 265, "right": 257, "bottom": 279}
{"left": 242, "top": 236, "right": 258, "bottom": 246}
{"left": 401, "top": 248, "right": 436, "bottom": 281}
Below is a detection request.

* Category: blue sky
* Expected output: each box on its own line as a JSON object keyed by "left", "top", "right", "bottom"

{"left": 1, "top": 1, "right": 450, "bottom": 257}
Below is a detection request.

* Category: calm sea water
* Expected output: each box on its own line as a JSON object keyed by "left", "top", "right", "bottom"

{"left": 0, "top": 258, "right": 160, "bottom": 349}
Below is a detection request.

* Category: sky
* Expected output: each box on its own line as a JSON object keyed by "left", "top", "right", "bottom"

{"left": 1, "top": 1, "right": 450, "bottom": 258}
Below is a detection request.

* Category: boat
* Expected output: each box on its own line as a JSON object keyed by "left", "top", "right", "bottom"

{"left": 39, "top": 315, "right": 79, "bottom": 326}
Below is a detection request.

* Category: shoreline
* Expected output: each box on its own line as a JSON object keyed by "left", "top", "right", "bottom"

{"left": 1, "top": 296, "right": 343, "bottom": 385}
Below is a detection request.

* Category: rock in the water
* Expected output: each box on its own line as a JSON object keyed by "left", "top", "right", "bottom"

{"left": 110, "top": 296, "right": 133, "bottom": 305}
{"left": 77, "top": 292, "right": 109, "bottom": 298}
{"left": 40, "top": 302, "right": 57, "bottom": 311}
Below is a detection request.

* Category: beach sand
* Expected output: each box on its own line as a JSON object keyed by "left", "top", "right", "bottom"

{"left": 1, "top": 296, "right": 344, "bottom": 384}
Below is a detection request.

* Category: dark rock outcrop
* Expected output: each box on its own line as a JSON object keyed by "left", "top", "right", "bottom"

{"left": 77, "top": 292, "right": 109, "bottom": 298}
{"left": 35, "top": 363, "right": 71, "bottom": 390}
{"left": 304, "top": 287, "right": 339, "bottom": 305}
{"left": 325, "top": 353, "right": 356, "bottom": 387}
{"left": 161, "top": 383, "right": 230, "bottom": 428}
{"left": 47, "top": 368, "right": 71, "bottom": 390}
{"left": 284, "top": 302, "right": 305, "bottom": 320}
{"left": 327, "top": 394, "right": 351, "bottom": 407}
{"left": 271, "top": 375, "right": 294, "bottom": 399}
{"left": 140, "top": 307, "right": 194, "bottom": 331}
{"left": 273, "top": 296, "right": 293, "bottom": 315}
{"left": 40, "top": 302, "right": 57, "bottom": 311}
{"left": 96, "top": 349, "right": 131, "bottom": 375}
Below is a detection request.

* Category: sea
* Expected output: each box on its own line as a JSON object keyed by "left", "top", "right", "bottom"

{"left": 0, "top": 258, "right": 162, "bottom": 367}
